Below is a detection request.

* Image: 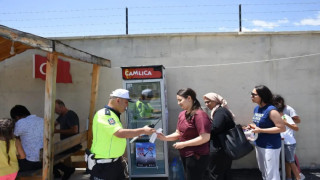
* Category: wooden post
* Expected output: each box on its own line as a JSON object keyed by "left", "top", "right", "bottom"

{"left": 87, "top": 64, "right": 100, "bottom": 148}
{"left": 42, "top": 53, "right": 58, "bottom": 180}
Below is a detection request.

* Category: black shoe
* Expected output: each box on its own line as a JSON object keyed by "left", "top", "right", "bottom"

{"left": 62, "top": 167, "right": 75, "bottom": 180}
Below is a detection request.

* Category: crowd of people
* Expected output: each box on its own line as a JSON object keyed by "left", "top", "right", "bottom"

{"left": 1, "top": 85, "right": 304, "bottom": 180}
{"left": 87, "top": 86, "right": 304, "bottom": 180}
{"left": 1, "top": 99, "right": 81, "bottom": 180}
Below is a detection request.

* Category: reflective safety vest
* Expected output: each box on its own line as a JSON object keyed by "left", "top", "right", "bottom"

{"left": 90, "top": 108, "right": 126, "bottom": 159}
{"left": 136, "top": 100, "right": 153, "bottom": 118}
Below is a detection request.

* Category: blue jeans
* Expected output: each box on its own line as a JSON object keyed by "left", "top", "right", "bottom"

{"left": 284, "top": 144, "right": 296, "bottom": 163}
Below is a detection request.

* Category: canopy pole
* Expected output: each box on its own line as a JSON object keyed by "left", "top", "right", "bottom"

{"left": 88, "top": 64, "right": 100, "bottom": 148}
{"left": 42, "top": 52, "right": 58, "bottom": 180}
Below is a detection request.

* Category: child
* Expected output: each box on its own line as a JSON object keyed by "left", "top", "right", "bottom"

{"left": 0, "top": 118, "right": 25, "bottom": 180}
{"left": 273, "top": 95, "right": 305, "bottom": 180}
{"left": 273, "top": 99, "right": 301, "bottom": 180}
{"left": 281, "top": 113, "right": 301, "bottom": 180}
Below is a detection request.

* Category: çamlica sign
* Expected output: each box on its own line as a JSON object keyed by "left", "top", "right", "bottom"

{"left": 121, "top": 66, "right": 163, "bottom": 80}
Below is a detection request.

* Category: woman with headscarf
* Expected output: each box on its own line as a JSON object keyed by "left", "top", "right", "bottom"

{"left": 203, "top": 92, "right": 235, "bottom": 180}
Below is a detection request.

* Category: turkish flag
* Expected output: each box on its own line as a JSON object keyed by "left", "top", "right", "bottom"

{"left": 33, "top": 54, "right": 73, "bottom": 83}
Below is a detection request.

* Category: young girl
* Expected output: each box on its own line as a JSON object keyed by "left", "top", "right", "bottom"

{"left": 0, "top": 118, "right": 25, "bottom": 180}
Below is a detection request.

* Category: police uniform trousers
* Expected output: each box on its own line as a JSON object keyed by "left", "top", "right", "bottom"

{"left": 90, "top": 158, "right": 125, "bottom": 180}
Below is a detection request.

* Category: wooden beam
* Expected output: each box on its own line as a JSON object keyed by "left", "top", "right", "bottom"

{"left": 54, "top": 131, "right": 87, "bottom": 155}
{"left": 54, "top": 41, "right": 111, "bottom": 67}
{"left": 0, "top": 25, "right": 111, "bottom": 67}
{"left": 87, "top": 64, "right": 100, "bottom": 148}
{"left": 39, "top": 131, "right": 87, "bottom": 162}
{"left": 0, "top": 25, "right": 53, "bottom": 52}
{"left": 42, "top": 53, "right": 58, "bottom": 180}
{"left": 0, "top": 37, "right": 33, "bottom": 62}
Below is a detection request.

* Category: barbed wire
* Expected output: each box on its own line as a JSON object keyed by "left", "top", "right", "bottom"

{"left": 1, "top": 2, "right": 320, "bottom": 14}
{"left": 0, "top": 8, "right": 123, "bottom": 15}
{"left": 1, "top": 9, "right": 318, "bottom": 17}
{"left": 28, "top": 24, "right": 319, "bottom": 34}
{"left": 31, "top": 26, "right": 320, "bottom": 37}
{"left": 243, "top": 9, "right": 320, "bottom": 14}
{"left": 1, "top": 2, "right": 319, "bottom": 37}
{"left": 9, "top": 23, "right": 320, "bottom": 37}
{"left": 129, "top": 12, "right": 238, "bottom": 16}
{"left": 1, "top": 10, "right": 318, "bottom": 22}
{"left": 0, "top": 15, "right": 123, "bottom": 22}
{"left": 14, "top": 22, "right": 125, "bottom": 29}
{"left": 7, "top": 21, "right": 320, "bottom": 31}
{"left": 242, "top": 2, "right": 320, "bottom": 6}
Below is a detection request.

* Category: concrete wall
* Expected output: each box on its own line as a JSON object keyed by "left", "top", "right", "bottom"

{"left": 1, "top": 32, "right": 320, "bottom": 169}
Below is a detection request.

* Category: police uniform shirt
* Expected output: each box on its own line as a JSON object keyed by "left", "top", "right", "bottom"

{"left": 90, "top": 107, "right": 126, "bottom": 159}
{"left": 136, "top": 100, "right": 154, "bottom": 118}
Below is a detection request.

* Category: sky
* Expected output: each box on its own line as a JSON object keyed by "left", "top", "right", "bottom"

{"left": 1, "top": 0, "right": 320, "bottom": 38}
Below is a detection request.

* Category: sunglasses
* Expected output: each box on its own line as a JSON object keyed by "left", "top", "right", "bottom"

{"left": 251, "top": 92, "right": 258, "bottom": 97}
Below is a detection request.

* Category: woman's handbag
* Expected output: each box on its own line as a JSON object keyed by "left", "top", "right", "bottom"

{"left": 218, "top": 124, "right": 254, "bottom": 160}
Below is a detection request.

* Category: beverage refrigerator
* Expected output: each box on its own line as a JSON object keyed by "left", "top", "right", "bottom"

{"left": 121, "top": 65, "right": 169, "bottom": 178}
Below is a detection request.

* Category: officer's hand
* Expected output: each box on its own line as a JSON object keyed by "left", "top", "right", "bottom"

{"left": 143, "top": 125, "right": 155, "bottom": 135}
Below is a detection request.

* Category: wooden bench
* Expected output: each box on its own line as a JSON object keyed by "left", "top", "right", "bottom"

{"left": 17, "top": 131, "right": 88, "bottom": 180}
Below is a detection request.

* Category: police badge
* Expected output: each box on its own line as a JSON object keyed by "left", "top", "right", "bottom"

{"left": 108, "top": 118, "right": 115, "bottom": 125}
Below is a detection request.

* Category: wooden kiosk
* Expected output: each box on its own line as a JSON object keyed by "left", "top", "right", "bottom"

{"left": 0, "top": 25, "right": 110, "bottom": 180}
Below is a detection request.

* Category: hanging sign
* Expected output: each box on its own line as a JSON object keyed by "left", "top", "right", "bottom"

{"left": 121, "top": 65, "right": 163, "bottom": 80}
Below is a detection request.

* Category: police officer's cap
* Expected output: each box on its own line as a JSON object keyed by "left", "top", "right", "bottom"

{"left": 110, "top": 89, "right": 132, "bottom": 102}
{"left": 141, "top": 89, "right": 153, "bottom": 98}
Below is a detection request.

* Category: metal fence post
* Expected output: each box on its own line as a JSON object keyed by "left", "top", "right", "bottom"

{"left": 239, "top": 4, "right": 242, "bottom": 32}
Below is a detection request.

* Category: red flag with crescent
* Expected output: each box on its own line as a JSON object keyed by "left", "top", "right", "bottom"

{"left": 33, "top": 54, "right": 72, "bottom": 83}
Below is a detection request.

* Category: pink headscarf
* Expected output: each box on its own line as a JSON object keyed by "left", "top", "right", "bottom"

{"left": 203, "top": 92, "right": 235, "bottom": 119}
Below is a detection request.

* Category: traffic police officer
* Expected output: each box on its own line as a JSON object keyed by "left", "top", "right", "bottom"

{"left": 135, "top": 89, "right": 155, "bottom": 118}
{"left": 89, "top": 89, "right": 155, "bottom": 180}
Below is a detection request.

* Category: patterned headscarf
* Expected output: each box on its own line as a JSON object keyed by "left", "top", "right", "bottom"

{"left": 203, "top": 92, "right": 235, "bottom": 119}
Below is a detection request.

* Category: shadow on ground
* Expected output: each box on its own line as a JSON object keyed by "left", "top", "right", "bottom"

{"left": 69, "top": 168, "right": 320, "bottom": 180}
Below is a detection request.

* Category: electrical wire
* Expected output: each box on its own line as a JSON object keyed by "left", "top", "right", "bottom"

{"left": 111, "top": 52, "right": 320, "bottom": 69}
{"left": 165, "top": 52, "right": 320, "bottom": 69}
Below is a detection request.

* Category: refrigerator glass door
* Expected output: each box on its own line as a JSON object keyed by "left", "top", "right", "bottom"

{"left": 126, "top": 81, "right": 166, "bottom": 175}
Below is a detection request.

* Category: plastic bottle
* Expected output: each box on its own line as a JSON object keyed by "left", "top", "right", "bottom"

{"left": 176, "top": 157, "right": 185, "bottom": 180}
{"left": 169, "top": 158, "right": 178, "bottom": 180}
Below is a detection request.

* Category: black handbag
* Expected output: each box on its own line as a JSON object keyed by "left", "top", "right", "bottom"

{"left": 218, "top": 124, "right": 254, "bottom": 160}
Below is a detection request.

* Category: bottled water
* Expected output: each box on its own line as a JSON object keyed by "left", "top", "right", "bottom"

{"left": 169, "top": 157, "right": 185, "bottom": 180}
{"left": 243, "top": 129, "right": 258, "bottom": 141}
{"left": 169, "top": 158, "right": 178, "bottom": 180}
